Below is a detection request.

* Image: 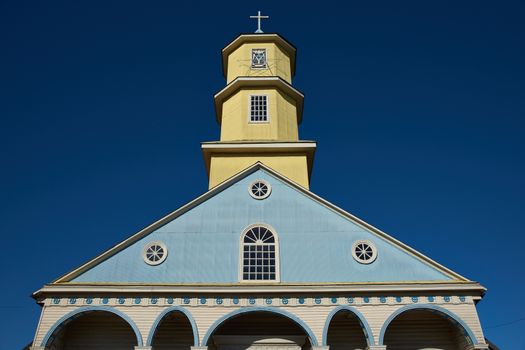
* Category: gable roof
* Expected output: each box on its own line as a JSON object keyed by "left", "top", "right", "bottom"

{"left": 49, "top": 162, "right": 474, "bottom": 287}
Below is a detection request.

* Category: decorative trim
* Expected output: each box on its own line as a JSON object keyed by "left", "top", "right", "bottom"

{"left": 200, "top": 306, "right": 319, "bottom": 346}
{"left": 146, "top": 306, "right": 199, "bottom": 346}
{"left": 322, "top": 305, "right": 375, "bottom": 346}
{"left": 378, "top": 304, "right": 479, "bottom": 346}
{"left": 40, "top": 306, "right": 143, "bottom": 347}
{"left": 44, "top": 295, "right": 470, "bottom": 308}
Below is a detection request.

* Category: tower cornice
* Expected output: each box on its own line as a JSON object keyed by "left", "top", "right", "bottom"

{"left": 201, "top": 141, "right": 316, "bottom": 180}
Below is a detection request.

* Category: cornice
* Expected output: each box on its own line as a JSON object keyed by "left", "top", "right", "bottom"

{"left": 34, "top": 281, "right": 486, "bottom": 298}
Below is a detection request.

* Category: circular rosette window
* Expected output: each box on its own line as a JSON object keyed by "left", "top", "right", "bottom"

{"left": 248, "top": 180, "right": 272, "bottom": 200}
{"left": 351, "top": 240, "right": 377, "bottom": 264}
{"left": 143, "top": 241, "right": 168, "bottom": 266}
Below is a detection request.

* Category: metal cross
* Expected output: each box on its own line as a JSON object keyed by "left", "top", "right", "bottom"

{"left": 250, "top": 11, "right": 269, "bottom": 33}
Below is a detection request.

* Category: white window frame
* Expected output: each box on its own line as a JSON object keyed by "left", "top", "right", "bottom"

{"left": 248, "top": 94, "right": 269, "bottom": 123}
{"left": 238, "top": 223, "right": 280, "bottom": 283}
{"left": 251, "top": 48, "right": 268, "bottom": 69}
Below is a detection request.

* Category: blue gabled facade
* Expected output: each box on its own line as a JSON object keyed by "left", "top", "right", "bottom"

{"left": 69, "top": 166, "right": 457, "bottom": 284}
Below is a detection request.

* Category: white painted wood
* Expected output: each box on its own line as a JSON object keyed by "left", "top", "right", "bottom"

{"left": 33, "top": 299, "right": 487, "bottom": 349}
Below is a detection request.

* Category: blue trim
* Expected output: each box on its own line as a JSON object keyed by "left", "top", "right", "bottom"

{"left": 200, "top": 306, "right": 319, "bottom": 346}
{"left": 322, "top": 305, "right": 375, "bottom": 346}
{"left": 378, "top": 304, "right": 479, "bottom": 346}
{"left": 146, "top": 306, "right": 199, "bottom": 346}
{"left": 40, "top": 306, "right": 143, "bottom": 347}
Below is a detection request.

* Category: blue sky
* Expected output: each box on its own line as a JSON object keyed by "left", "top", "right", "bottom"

{"left": 1, "top": 0, "right": 524, "bottom": 348}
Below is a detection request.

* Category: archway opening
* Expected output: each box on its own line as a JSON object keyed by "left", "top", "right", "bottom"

{"left": 383, "top": 309, "right": 472, "bottom": 350}
{"left": 326, "top": 310, "right": 368, "bottom": 350}
{"left": 151, "top": 311, "right": 195, "bottom": 350}
{"left": 46, "top": 311, "right": 138, "bottom": 350}
{"left": 206, "top": 311, "right": 313, "bottom": 350}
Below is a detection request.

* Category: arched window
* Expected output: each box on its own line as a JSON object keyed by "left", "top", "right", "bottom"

{"left": 240, "top": 225, "right": 279, "bottom": 281}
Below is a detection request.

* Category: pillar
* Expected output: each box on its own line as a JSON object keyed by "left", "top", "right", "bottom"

{"left": 367, "top": 346, "right": 387, "bottom": 350}
{"left": 135, "top": 347, "right": 152, "bottom": 350}
{"left": 466, "top": 345, "right": 490, "bottom": 350}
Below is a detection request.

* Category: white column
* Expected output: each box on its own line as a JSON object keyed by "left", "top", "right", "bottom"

{"left": 312, "top": 347, "right": 329, "bottom": 350}
{"left": 135, "top": 347, "right": 152, "bottom": 350}
{"left": 191, "top": 347, "right": 208, "bottom": 350}
{"left": 367, "top": 346, "right": 387, "bottom": 350}
{"left": 466, "top": 345, "right": 490, "bottom": 350}
{"left": 30, "top": 347, "right": 47, "bottom": 350}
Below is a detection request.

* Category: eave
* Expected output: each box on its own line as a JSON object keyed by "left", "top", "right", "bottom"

{"left": 33, "top": 281, "right": 486, "bottom": 299}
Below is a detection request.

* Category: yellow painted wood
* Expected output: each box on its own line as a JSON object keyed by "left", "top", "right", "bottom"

{"left": 208, "top": 35, "right": 307, "bottom": 189}
{"left": 209, "top": 154, "right": 309, "bottom": 189}
{"left": 226, "top": 43, "right": 292, "bottom": 84}
{"left": 220, "top": 89, "right": 299, "bottom": 142}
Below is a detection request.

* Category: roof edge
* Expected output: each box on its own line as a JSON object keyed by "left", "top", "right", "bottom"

{"left": 34, "top": 280, "right": 486, "bottom": 299}
{"left": 48, "top": 162, "right": 475, "bottom": 287}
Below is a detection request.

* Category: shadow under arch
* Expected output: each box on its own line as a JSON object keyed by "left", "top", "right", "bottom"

{"left": 146, "top": 306, "right": 199, "bottom": 346}
{"left": 322, "top": 305, "right": 375, "bottom": 347}
{"left": 378, "top": 304, "right": 479, "bottom": 346}
{"left": 40, "top": 305, "right": 143, "bottom": 347}
{"left": 201, "top": 306, "right": 319, "bottom": 346}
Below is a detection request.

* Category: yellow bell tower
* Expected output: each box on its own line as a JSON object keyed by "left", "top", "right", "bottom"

{"left": 202, "top": 13, "right": 316, "bottom": 189}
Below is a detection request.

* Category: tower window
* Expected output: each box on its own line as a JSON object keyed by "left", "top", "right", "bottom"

{"left": 250, "top": 95, "right": 268, "bottom": 122}
{"left": 241, "top": 225, "right": 279, "bottom": 281}
{"left": 251, "top": 48, "right": 267, "bottom": 68}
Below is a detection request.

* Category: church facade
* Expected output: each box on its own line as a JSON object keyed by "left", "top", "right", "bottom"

{"left": 29, "top": 25, "right": 492, "bottom": 350}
